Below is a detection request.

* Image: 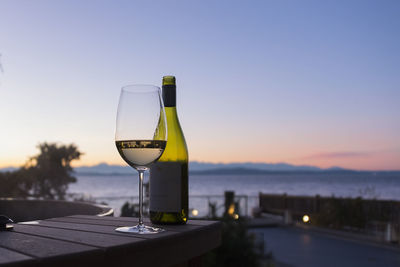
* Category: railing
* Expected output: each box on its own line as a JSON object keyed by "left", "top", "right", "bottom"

{"left": 70, "top": 194, "right": 259, "bottom": 218}
{"left": 189, "top": 195, "right": 257, "bottom": 218}
{"left": 259, "top": 193, "right": 400, "bottom": 221}
{"left": 259, "top": 193, "right": 400, "bottom": 243}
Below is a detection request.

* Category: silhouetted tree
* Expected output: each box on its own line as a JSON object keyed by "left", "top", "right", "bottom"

{"left": 0, "top": 142, "right": 82, "bottom": 199}
{"left": 0, "top": 169, "right": 33, "bottom": 198}
{"left": 26, "top": 143, "right": 81, "bottom": 199}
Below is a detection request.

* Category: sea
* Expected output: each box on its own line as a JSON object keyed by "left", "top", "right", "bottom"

{"left": 68, "top": 172, "right": 400, "bottom": 217}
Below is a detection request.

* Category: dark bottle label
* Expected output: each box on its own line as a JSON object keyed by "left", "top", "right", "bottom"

{"left": 162, "top": 85, "right": 176, "bottom": 107}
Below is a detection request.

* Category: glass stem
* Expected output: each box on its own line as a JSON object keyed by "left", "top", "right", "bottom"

{"left": 138, "top": 170, "right": 145, "bottom": 228}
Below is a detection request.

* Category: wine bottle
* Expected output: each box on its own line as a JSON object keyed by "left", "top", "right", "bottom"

{"left": 150, "top": 76, "right": 189, "bottom": 224}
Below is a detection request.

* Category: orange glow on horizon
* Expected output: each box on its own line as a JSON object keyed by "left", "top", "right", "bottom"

{"left": 2, "top": 148, "right": 399, "bottom": 171}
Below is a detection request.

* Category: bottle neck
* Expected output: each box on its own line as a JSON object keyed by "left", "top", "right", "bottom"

{"left": 162, "top": 85, "right": 176, "bottom": 107}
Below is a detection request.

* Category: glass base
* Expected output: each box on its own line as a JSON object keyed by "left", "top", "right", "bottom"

{"left": 115, "top": 224, "right": 164, "bottom": 234}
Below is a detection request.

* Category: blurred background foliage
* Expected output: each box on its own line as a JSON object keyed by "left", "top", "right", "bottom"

{"left": 0, "top": 142, "right": 81, "bottom": 200}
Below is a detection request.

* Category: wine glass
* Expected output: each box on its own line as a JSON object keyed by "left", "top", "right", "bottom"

{"left": 115, "top": 84, "right": 167, "bottom": 234}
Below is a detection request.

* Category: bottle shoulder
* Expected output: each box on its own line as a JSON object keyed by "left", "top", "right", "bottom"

{"left": 161, "top": 108, "right": 188, "bottom": 161}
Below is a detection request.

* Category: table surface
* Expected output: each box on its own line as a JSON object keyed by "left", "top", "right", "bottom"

{"left": 0, "top": 215, "right": 221, "bottom": 267}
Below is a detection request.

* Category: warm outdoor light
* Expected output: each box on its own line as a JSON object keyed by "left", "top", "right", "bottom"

{"left": 228, "top": 204, "right": 235, "bottom": 215}
{"left": 191, "top": 209, "right": 199, "bottom": 216}
{"left": 302, "top": 215, "right": 310, "bottom": 223}
{"left": 234, "top": 214, "right": 239, "bottom": 220}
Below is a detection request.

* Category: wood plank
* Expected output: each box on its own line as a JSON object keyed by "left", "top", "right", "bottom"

{"left": 66, "top": 215, "right": 218, "bottom": 230}
{"left": 0, "top": 231, "right": 103, "bottom": 267}
{"left": 70, "top": 215, "right": 219, "bottom": 227}
{"left": 69, "top": 215, "right": 141, "bottom": 222}
{"left": 23, "top": 220, "right": 180, "bottom": 240}
{"left": 0, "top": 247, "right": 35, "bottom": 266}
{"left": 48, "top": 216, "right": 203, "bottom": 233}
{"left": 13, "top": 224, "right": 143, "bottom": 248}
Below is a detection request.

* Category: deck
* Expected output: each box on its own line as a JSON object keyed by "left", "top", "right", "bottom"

{"left": 0, "top": 215, "right": 221, "bottom": 267}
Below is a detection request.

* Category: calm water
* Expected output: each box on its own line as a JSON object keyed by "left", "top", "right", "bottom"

{"left": 68, "top": 172, "right": 400, "bottom": 217}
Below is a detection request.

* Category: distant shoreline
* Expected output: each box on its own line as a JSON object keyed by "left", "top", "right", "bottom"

{"left": 2, "top": 161, "right": 399, "bottom": 175}
{"left": 75, "top": 168, "right": 400, "bottom": 176}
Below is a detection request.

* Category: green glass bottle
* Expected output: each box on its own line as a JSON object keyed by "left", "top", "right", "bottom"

{"left": 150, "top": 76, "right": 188, "bottom": 224}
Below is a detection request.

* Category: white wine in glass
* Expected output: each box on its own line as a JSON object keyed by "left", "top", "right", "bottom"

{"left": 115, "top": 84, "right": 167, "bottom": 234}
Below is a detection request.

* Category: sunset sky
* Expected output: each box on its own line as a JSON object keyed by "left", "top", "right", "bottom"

{"left": 0, "top": 0, "right": 399, "bottom": 170}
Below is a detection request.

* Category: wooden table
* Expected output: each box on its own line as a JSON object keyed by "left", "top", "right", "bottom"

{"left": 0, "top": 215, "right": 221, "bottom": 267}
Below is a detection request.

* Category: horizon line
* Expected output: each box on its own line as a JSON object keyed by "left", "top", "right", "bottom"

{"left": 1, "top": 161, "right": 400, "bottom": 172}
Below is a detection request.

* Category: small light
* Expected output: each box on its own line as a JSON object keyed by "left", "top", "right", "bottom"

{"left": 228, "top": 204, "right": 235, "bottom": 215}
{"left": 302, "top": 215, "right": 310, "bottom": 223}
{"left": 191, "top": 209, "right": 199, "bottom": 216}
{"left": 234, "top": 214, "right": 239, "bottom": 220}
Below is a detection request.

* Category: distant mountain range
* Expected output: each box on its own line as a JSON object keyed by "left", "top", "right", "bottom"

{"left": 0, "top": 167, "right": 18, "bottom": 172}
{"left": 72, "top": 162, "right": 349, "bottom": 175}
{"left": 1, "top": 162, "right": 398, "bottom": 175}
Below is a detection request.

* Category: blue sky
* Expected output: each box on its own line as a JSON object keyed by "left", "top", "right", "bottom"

{"left": 0, "top": 0, "right": 399, "bottom": 170}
